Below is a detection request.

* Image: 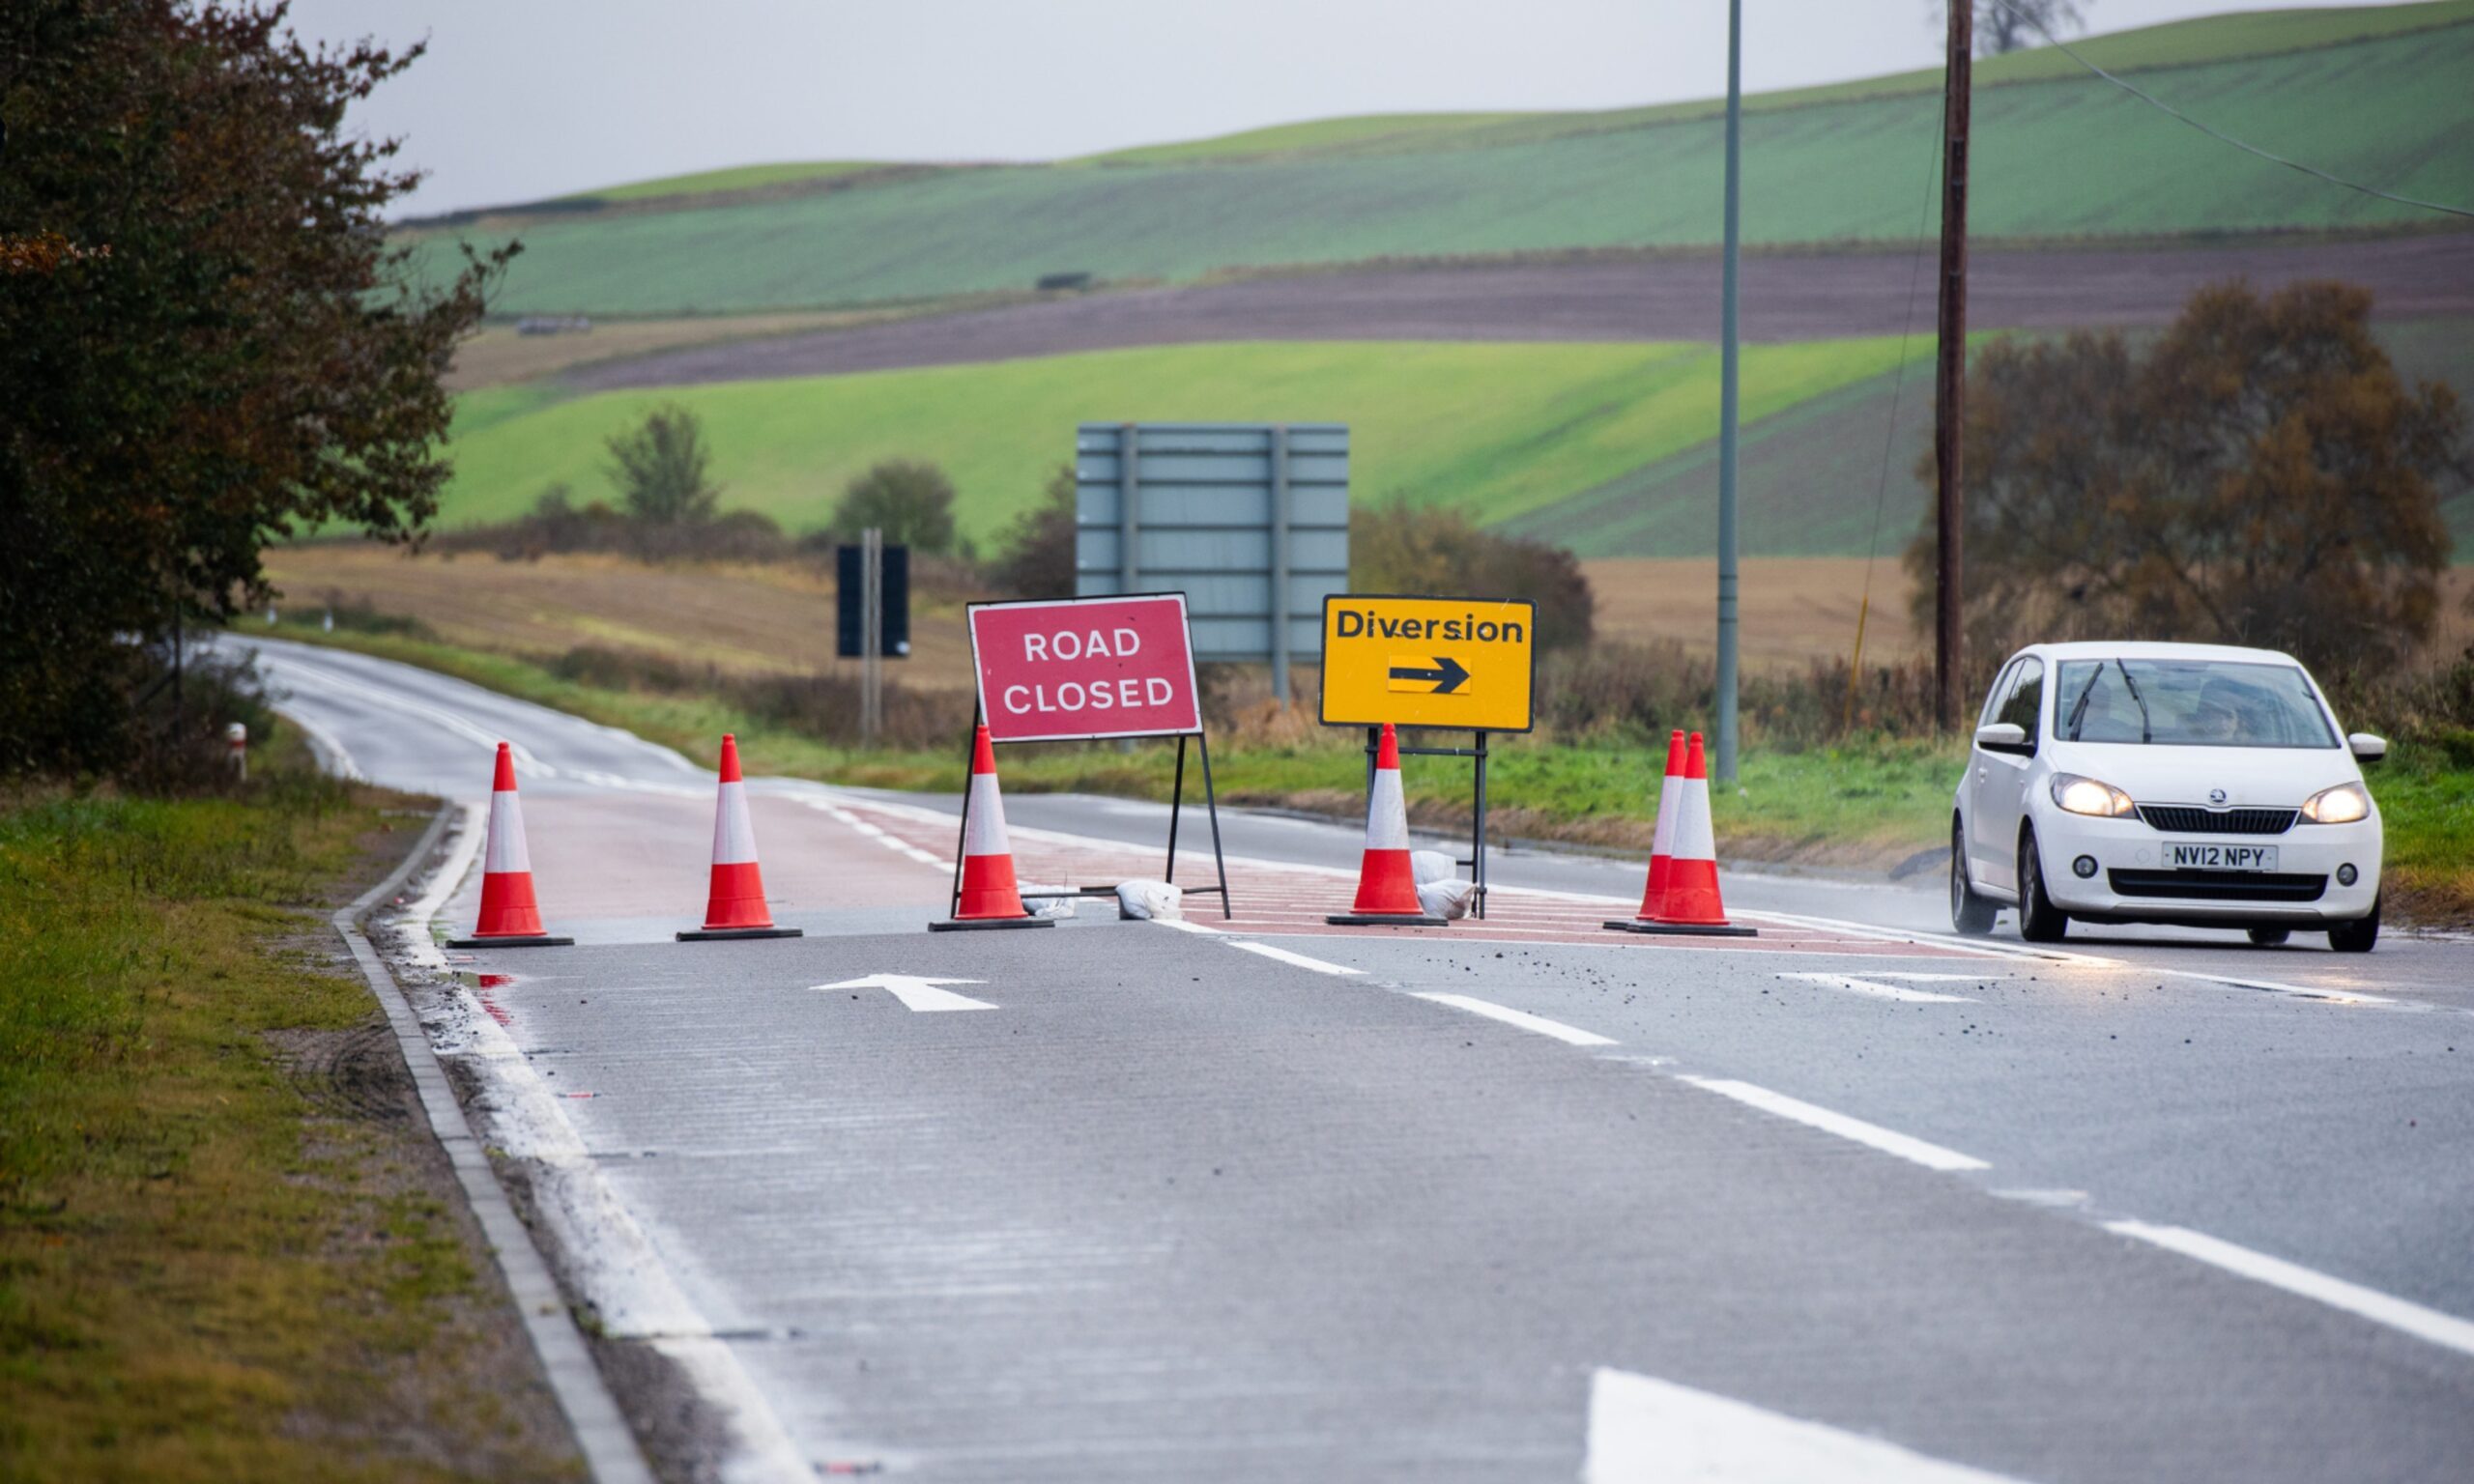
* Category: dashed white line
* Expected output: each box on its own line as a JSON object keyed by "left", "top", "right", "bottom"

{"left": 1677, "top": 1077, "right": 1990, "bottom": 1173}
{"left": 1776, "top": 972, "right": 1976, "bottom": 1004}
{"left": 1229, "top": 940, "right": 1365, "bottom": 976}
{"left": 1415, "top": 992, "right": 1618, "bottom": 1047}
{"left": 2103, "top": 1220, "right": 2474, "bottom": 1359}
{"left": 1584, "top": 1367, "right": 2032, "bottom": 1483}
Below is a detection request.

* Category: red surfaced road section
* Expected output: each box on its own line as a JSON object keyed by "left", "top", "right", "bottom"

{"left": 970, "top": 595, "right": 1202, "bottom": 743}
{"left": 835, "top": 799, "right": 1989, "bottom": 958}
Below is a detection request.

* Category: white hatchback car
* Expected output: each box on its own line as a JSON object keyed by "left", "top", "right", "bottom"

{"left": 1950, "top": 642, "right": 2387, "bottom": 951}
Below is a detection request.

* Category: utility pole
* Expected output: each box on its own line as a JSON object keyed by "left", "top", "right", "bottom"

{"left": 1713, "top": 0, "right": 1744, "bottom": 784}
{"left": 1933, "top": 0, "right": 1972, "bottom": 732}
{"left": 861, "top": 526, "right": 883, "bottom": 745}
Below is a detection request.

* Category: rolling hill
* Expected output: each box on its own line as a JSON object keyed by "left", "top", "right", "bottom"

{"left": 411, "top": 1, "right": 2474, "bottom": 318}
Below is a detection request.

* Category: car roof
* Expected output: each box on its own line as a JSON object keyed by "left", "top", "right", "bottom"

{"left": 2008, "top": 641, "right": 2307, "bottom": 667}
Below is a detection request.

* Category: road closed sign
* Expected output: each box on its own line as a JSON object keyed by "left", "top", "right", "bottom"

{"left": 969, "top": 594, "right": 1204, "bottom": 743}
{"left": 1319, "top": 594, "right": 1537, "bottom": 732}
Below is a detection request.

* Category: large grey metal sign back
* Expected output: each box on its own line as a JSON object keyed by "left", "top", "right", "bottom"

{"left": 1075, "top": 422, "right": 1349, "bottom": 688}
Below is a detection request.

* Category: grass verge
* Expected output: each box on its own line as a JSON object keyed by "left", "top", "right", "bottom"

{"left": 0, "top": 748, "right": 580, "bottom": 1480}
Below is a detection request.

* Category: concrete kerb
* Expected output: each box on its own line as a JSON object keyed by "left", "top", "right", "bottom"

{"left": 330, "top": 804, "right": 657, "bottom": 1484}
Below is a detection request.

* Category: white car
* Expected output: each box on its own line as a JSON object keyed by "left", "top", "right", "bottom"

{"left": 1950, "top": 642, "right": 2386, "bottom": 952}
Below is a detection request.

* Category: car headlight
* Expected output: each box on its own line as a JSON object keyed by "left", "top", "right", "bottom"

{"left": 2300, "top": 783, "right": 2371, "bottom": 824}
{"left": 2051, "top": 773, "right": 2136, "bottom": 817}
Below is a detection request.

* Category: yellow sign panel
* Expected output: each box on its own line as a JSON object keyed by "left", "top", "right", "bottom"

{"left": 1319, "top": 594, "right": 1537, "bottom": 732}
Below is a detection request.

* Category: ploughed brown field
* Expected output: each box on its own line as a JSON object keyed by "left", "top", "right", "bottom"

{"left": 262, "top": 545, "right": 2473, "bottom": 687}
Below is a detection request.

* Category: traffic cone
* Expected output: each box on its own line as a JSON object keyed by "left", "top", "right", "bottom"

{"left": 1605, "top": 729, "right": 1687, "bottom": 933}
{"left": 677, "top": 734, "right": 802, "bottom": 941}
{"left": 447, "top": 742, "right": 574, "bottom": 948}
{"left": 930, "top": 724, "right": 1055, "bottom": 932}
{"left": 1621, "top": 731, "right": 1757, "bottom": 937}
{"left": 1329, "top": 723, "right": 1447, "bottom": 927}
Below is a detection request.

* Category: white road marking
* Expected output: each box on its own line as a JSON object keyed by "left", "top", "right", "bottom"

{"left": 1414, "top": 992, "right": 1617, "bottom": 1047}
{"left": 1584, "top": 1368, "right": 2033, "bottom": 1483}
{"left": 281, "top": 705, "right": 366, "bottom": 781}
{"left": 1677, "top": 1077, "right": 1990, "bottom": 1173}
{"left": 1146, "top": 915, "right": 1223, "bottom": 936}
{"left": 817, "top": 973, "right": 996, "bottom": 1013}
{"left": 1776, "top": 972, "right": 1975, "bottom": 1004}
{"left": 1228, "top": 940, "right": 1365, "bottom": 976}
{"left": 2103, "top": 1219, "right": 2474, "bottom": 1359}
{"left": 395, "top": 815, "right": 813, "bottom": 1482}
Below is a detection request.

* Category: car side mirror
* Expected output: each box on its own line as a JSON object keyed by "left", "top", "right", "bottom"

{"left": 1973, "top": 722, "right": 2029, "bottom": 755}
{"left": 2347, "top": 731, "right": 2388, "bottom": 764}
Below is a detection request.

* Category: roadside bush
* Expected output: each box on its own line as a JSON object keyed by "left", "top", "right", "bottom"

{"left": 989, "top": 464, "right": 1078, "bottom": 599}
{"left": 605, "top": 404, "right": 723, "bottom": 527}
{"left": 547, "top": 644, "right": 973, "bottom": 750}
{"left": 828, "top": 459, "right": 959, "bottom": 554}
{"left": 1351, "top": 497, "right": 1593, "bottom": 650}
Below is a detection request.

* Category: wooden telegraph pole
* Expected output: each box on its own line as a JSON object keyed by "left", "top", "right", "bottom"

{"left": 1933, "top": 0, "right": 1972, "bottom": 731}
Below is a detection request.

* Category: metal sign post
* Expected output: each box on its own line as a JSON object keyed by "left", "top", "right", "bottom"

{"left": 861, "top": 527, "right": 882, "bottom": 745}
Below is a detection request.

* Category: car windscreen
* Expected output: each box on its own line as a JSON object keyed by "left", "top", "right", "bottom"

{"left": 2055, "top": 659, "right": 2337, "bottom": 749}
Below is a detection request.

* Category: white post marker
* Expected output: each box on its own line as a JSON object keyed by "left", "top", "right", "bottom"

{"left": 1584, "top": 1368, "right": 2033, "bottom": 1483}
{"left": 816, "top": 974, "right": 996, "bottom": 1013}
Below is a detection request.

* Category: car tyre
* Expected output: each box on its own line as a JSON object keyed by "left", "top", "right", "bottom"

{"left": 2328, "top": 895, "right": 2379, "bottom": 955}
{"left": 2016, "top": 828, "right": 2069, "bottom": 943}
{"left": 1950, "top": 820, "right": 1997, "bottom": 935}
{"left": 2246, "top": 927, "right": 2290, "bottom": 947}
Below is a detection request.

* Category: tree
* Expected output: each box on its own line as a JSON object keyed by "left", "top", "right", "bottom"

{"left": 1, "top": 1, "right": 512, "bottom": 775}
{"left": 1936, "top": 0, "right": 2087, "bottom": 56}
{"left": 990, "top": 464, "right": 1079, "bottom": 598}
{"left": 1352, "top": 497, "right": 1595, "bottom": 651}
{"left": 1904, "top": 279, "right": 2464, "bottom": 676}
{"left": 830, "top": 459, "right": 958, "bottom": 554}
{"left": 604, "top": 404, "right": 722, "bottom": 526}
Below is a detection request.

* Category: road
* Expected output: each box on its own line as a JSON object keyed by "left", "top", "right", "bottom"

{"left": 241, "top": 637, "right": 2474, "bottom": 1481}
{"left": 560, "top": 233, "right": 2474, "bottom": 391}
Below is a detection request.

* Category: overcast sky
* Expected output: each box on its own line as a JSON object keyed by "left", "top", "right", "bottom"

{"left": 283, "top": 0, "right": 2395, "bottom": 217}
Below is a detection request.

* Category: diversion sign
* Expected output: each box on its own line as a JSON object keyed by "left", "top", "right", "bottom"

{"left": 1319, "top": 594, "right": 1537, "bottom": 732}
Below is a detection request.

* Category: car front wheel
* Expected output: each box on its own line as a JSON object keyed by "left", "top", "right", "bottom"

{"left": 1950, "top": 819, "right": 1997, "bottom": 935}
{"left": 2329, "top": 895, "right": 2380, "bottom": 954}
{"left": 2016, "top": 827, "right": 2069, "bottom": 943}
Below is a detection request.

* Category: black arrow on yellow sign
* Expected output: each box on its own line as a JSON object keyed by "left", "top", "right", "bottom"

{"left": 1388, "top": 655, "right": 1472, "bottom": 695}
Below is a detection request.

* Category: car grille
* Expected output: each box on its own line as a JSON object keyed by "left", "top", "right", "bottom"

{"left": 2136, "top": 805, "right": 2297, "bottom": 835}
{"left": 2107, "top": 869, "right": 2326, "bottom": 902}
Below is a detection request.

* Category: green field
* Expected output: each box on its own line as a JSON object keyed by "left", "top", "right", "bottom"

{"left": 1085, "top": 0, "right": 2474, "bottom": 163}
{"left": 557, "top": 159, "right": 893, "bottom": 205}
{"left": 438, "top": 338, "right": 1927, "bottom": 542}
{"left": 419, "top": 7, "right": 2474, "bottom": 317}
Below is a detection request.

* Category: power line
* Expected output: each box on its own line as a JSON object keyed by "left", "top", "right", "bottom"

{"left": 1983, "top": 0, "right": 2474, "bottom": 221}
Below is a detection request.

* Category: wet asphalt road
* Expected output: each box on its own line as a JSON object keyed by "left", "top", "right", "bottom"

{"left": 240, "top": 636, "right": 2474, "bottom": 1480}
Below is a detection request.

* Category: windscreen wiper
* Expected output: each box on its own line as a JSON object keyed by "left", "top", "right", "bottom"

{"left": 2114, "top": 660, "right": 2153, "bottom": 744}
{"left": 2063, "top": 675, "right": 2099, "bottom": 740}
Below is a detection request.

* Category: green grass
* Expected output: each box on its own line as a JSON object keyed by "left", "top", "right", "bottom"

{"left": 438, "top": 337, "right": 1923, "bottom": 542}
{"left": 422, "top": 13, "right": 2474, "bottom": 316}
{"left": 0, "top": 766, "right": 579, "bottom": 1479}
{"left": 1087, "top": 0, "right": 2474, "bottom": 164}
{"left": 556, "top": 159, "right": 893, "bottom": 205}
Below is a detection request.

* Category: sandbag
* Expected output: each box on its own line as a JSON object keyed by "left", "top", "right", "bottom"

{"left": 1116, "top": 878, "right": 1184, "bottom": 921}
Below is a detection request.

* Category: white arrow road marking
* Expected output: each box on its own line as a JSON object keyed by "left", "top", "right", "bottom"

{"left": 1584, "top": 1368, "right": 2033, "bottom": 1482}
{"left": 816, "top": 974, "right": 996, "bottom": 1013}
{"left": 1776, "top": 972, "right": 1976, "bottom": 1004}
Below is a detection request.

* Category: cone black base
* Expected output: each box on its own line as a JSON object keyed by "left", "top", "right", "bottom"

{"left": 1326, "top": 913, "right": 1450, "bottom": 928}
{"left": 446, "top": 933, "right": 575, "bottom": 949}
{"left": 676, "top": 927, "right": 804, "bottom": 941}
{"left": 929, "top": 915, "right": 1057, "bottom": 932}
{"left": 1605, "top": 920, "right": 1758, "bottom": 937}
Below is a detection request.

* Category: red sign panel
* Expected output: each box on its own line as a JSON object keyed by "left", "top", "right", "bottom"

{"left": 968, "top": 594, "right": 1204, "bottom": 743}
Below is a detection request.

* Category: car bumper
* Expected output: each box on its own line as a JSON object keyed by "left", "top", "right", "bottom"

{"left": 2029, "top": 805, "right": 2381, "bottom": 927}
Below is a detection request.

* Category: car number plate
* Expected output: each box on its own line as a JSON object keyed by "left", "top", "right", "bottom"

{"left": 2168, "top": 843, "right": 2278, "bottom": 871}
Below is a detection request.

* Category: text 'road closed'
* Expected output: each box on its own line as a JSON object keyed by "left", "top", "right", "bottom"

{"left": 969, "top": 594, "right": 1204, "bottom": 743}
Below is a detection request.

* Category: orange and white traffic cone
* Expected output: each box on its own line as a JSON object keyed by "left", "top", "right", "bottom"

{"left": 1605, "top": 728, "right": 1687, "bottom": 933}
{"left": 930, "top": 724, "right": 1054, "bottom": 932}
{"left": 1328, "top": 723, "right": 1447, "bottom": 927}
{"left": 677, "top": 734, "right": 802, "bottom": 941}
{"left": 447, "top": 742, "right": 574, "bottom": 948}
{"left": 1624, "top": 731, "right": 1757, "bottom": 937}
